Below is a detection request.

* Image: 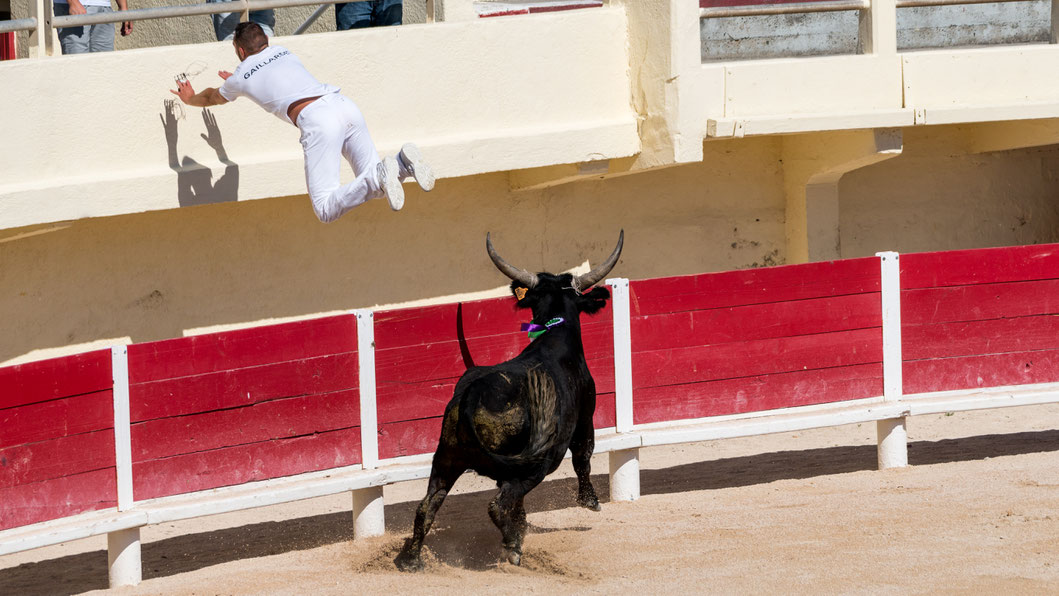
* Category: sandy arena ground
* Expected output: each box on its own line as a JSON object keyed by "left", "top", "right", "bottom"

{"left": 2, "top": 404, "right": 1058, "bottom": 595}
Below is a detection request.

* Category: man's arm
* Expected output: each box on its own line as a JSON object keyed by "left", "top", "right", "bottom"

{"left": 171, "top": 78, "right": 229, "bottom": 108}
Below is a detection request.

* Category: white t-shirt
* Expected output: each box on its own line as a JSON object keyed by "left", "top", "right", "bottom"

{"left": 218, "top": 45, "right": 340, "bottom": 126}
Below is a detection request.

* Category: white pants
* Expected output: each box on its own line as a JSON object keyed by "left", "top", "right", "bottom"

{"left": 297, "top": 93, "right": 382, "bottom": 223}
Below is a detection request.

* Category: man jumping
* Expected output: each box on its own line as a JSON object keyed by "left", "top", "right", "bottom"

{"left": 171, "top": 22, "right": 433, "bottom": 223}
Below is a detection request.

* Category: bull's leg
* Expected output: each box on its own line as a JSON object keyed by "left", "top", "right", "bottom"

{"left": 488, "top": 479, "right": 537, "bottom": 565}
{"left": 570, "top": 412, "right": 601, "bottom": 511}
{"left": 394, "top": 459, "right": 462, "bottom": 572}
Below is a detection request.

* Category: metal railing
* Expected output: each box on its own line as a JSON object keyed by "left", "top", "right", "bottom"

{"left": 0, "top": 17, "right": 37, "bottom": 34}
{"left": 0, "top": 0, "right": 439, "bottom": 57}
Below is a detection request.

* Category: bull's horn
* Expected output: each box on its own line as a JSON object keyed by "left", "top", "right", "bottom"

{"left": 573, "top": 230, "right": 624, "bottom": 292}
{"left": 486, "top": 233, "right": 539, "bottom": 288}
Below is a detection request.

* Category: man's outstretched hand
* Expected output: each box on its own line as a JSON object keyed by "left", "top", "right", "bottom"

{"left": 171, "top": 78, "right": 195, "bottom": 105}
{"left": 219, "top": 70, "right": 233, "bottom": 80}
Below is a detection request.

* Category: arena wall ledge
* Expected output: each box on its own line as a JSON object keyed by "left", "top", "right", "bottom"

{"left": 8, "top": 2, "right": 1059, "bottom": 232}
{"left": 3, "top": 242, "right": 1059, "bottom": 586}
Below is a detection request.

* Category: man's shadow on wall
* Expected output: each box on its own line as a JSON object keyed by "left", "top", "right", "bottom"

{"left": 161, "top": 101, "right": 239, "bottom": 207}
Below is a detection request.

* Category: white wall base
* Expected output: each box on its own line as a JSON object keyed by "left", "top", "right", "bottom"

{"left": 609, "top": 448, "right": 641, "bottom": 502}
{"left": 107, "top": 527, "right": 142, "bottom": 588}
{"left": 351, "top": 486, "right": 385, "bottom": 539}
{"left": 876, "top": 417, "right": 908, "bottom": 469}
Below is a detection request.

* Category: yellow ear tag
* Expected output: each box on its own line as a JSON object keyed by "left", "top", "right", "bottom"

{"left": 515, "top": 287, "right": 528, "bottom": 301}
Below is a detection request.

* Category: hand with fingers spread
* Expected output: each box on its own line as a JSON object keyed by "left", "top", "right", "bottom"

{"left": 219, "top": 70, "right": 233, "bottom": 81}
{"left": 200, "top": 109, "right": 224, "bottom": 151}
{"left": 171, "top": 78, "right": 196, "bottom": 105}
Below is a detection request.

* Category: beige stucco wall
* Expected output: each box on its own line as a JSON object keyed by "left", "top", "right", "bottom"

{"left": 0, "top": 137, "right": 787, "bottom": 365}
{"left": 840, "top": 126, "right": 1059, "bottom": 256}
{"left": 6, "top": 123, "right": 1059, "bottom": 366}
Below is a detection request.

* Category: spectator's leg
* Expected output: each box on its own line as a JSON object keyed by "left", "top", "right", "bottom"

{"left": 250, "top": 10, "right": 276, "bottom": 37}
{"left": 375, "top": 0, "right": 402, "bottom": 26}
{"left": 54, "top": 4, "right": 90, "bottom": 55}
{"left": 335, "top": 1, "right": 374, "bottom": 30}
{"left": 206, "top": 0, "right": 240, "bottom": 41}
{"left": 87, "top": 7, "right": 116, "bottom": 52}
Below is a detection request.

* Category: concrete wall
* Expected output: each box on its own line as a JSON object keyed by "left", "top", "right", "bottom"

{"left": 6, "top": 123, "right": 1059, "bottom": 366}
{"left": 0, "top": 138, "right": 788, "bottom": 365}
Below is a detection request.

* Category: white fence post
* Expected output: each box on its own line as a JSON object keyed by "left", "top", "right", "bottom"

{"left": 353, "top": 309, "right": 384, "bottom": 538}
{"left": 109, "top": 346, "right": 141, "bottom": 587}
{"left": 875, "top": 252, "right": 908, "bottom": 469}
{"left": 606, "top": 277, "right": 640, "bottom": 501}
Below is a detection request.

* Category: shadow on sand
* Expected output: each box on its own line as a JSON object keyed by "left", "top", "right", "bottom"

{"left": 3, "top": 429, "right": 1057, "bottom": 595}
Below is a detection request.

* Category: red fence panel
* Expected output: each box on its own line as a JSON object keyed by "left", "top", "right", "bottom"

{"left": 630, "top": 258, "right": 884, "bottom": 425}
{"left": 901, "top": 243, "right": 1059, "bottom": 394}
{"left": 374, "top": 293, "right": 616, "bottom": 460}
{"left": 0, "top": 350, "right": 116, "bottom": 531}
{"left": 127, "top": 316, "right": 361, "bottom": 501}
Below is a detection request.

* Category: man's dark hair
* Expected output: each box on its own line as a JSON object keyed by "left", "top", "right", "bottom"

{"left": 233, "top": 22, "right": 268, "bottom": 56}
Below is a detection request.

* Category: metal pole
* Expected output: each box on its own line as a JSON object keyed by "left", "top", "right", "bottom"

{"left": 293, "top": 3, "right": 331, "bottom": 35}
{"left": 53, "top": 0, "right": 249, "bottom": 27}
{"left": 0, "top": 18, "right": 37, "bottom": 34}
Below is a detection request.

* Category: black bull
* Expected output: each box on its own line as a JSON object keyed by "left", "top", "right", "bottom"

{"left": 394, "top": 232, "right": 624, "bottom": 571}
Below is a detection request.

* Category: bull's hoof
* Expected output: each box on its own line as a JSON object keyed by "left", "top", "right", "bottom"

{"left": 394, "top": 550, "right": 424, "bottom": 572}
{"left": 504, "top": 548, "right": 522, "bottom": 566}
{"left": 577, "top": 493, "right": 601, "bottom": 512}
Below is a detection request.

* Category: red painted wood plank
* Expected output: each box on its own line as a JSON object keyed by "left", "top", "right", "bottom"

{"left": 0, "top": 350, "right": 111, "bottom": 410}
{"left": 900, "top": 243, "right": 1059, "bottom": 290}
{"left": 130, "top": 352, "right": 357, "bottom": 423}
{"left": 375, "top": 356, "right": 613, "bottom": 426}
{"left": 632, "top": 293, "right": 881, "bottom": 353}
{"left": 594, "top": 392, "right": 616, "bottom": 429}
{"left": 375, "top": 323, "right": 613, "bottom": 391}
{"left": 376, "top": 388, "right": 613, "bottom": 461}
{"left": 0, "top": 390, "right": 113, "bottom": 450}
{"left": 902, "top": 279, "right": 1059, "bottom": 326}
{"left": 378, "top": 417, "right": 444, "bottom": 460}
{"left": 903, "top": 316, "right": 1059, "bottom": 361}
{"left": 632, "top": 328, "right": 883, "bottom": 389}
{"left": 629, "top": 257, "right": 880, "bottom": 317}
{"left": 128, "top": 314, "right": 356, "bottom": 384}
{"left": 0, "top": 429, "right": 115, "bottom": 489}
{"left": 133, "top": 427, "right": 362, "bottom": 501}
{"left": 633, "top": 364, "right": 884, "bottom": 425}
{"left": 131, "top": 390, "right": 360, "bottom": 462}
{"left": 374, "top": 296, "right": 612, "bottom": 351}
{"left": 0, "top": 468, "right": 116, "bottom": 531}
{"left": 904, "top": 349, "right": 1059, "bottom": 394}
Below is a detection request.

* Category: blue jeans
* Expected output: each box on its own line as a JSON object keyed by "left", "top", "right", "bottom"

{"left": 205, "top": 0, "right": 275, "bottom": 41}
{"left": 335, "top": 0, "right": 402, "bottom": 30}
{"left": 54, "top": 4, "right": 114, "bottom": 54}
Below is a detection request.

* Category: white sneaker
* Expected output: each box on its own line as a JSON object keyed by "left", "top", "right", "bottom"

{"left": 398, "top": 143, "right": 435, "bottom": 192}
{"left": 377, "top": 156, "right": 404, "bottom": 211}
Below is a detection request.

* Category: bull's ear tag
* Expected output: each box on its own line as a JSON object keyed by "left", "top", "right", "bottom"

{"left": 515, "top": 287, "right": 528, "bottom": 301}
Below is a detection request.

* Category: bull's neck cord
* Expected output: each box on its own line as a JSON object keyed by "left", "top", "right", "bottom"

{"left": 521, "top": 317, "right": 565, "bottom": 339}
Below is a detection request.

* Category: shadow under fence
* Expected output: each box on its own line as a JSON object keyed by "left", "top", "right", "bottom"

{"left": 3, "top": 429, "right": 1057, "bottom": 594}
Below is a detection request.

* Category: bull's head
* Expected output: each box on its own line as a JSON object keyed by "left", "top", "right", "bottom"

{"left": 485, "top": 231, "right": 624, "bottom": 317}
